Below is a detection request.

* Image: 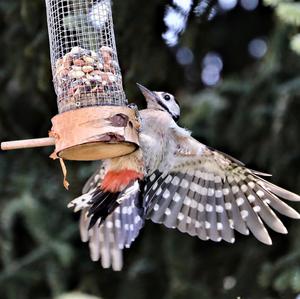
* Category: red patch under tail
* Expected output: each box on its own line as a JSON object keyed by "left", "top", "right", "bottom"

{"left": 101, "top": 169, "right": 144, "bottom": 193}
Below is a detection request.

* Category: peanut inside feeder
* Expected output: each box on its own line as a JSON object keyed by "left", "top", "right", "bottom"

{"left": 55, "top": 46, "right": 124, "bottom": 113}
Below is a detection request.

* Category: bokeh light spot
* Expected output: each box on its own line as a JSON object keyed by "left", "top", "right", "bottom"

{"left": 248, "top": 38, "right": 267, "bottom": 58}
{"left": 223, "top": 276, "right": 237, "bottom": 290}
{"left": 176, "top": 47, "right": 194, "bottom": 65}
{"left": 218, "top": 0, "right": 238, "bottom": 11}
{"left": 240, "top": 0, "right": 259, "bottom": 10}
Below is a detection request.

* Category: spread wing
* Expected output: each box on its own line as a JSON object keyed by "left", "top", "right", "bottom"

{"left": 68, "top": 164, "right": 144, "bottom": 271}
{"left": 144, "top": 133, "right": 300, "bottom": 245}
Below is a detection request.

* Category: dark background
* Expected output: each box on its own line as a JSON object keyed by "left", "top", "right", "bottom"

{"left": 1, "top": 0, "right": 300, "bottom": 299}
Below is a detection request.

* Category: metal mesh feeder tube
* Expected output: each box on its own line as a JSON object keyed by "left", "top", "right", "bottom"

{"left": 46, "top": 0, "right": 126, "bottom": 112}
{"left": 45, "top": 0, "right": 139, "bottom": 161}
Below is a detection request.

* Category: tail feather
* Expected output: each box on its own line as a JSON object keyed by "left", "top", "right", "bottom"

{"left": 67, "top": 188, "right": 96, "bottom": 212}
{"left": 77, "top": 181, "right": 145, "bottom": 271}
{"left": 79, "top": 209, "right": 90, "bottom": 242}
{"left": 88, "top": 191, "right": 120, "bottom": 229}
{"left": 70, "top": 149, "right": 145, "bottom": 271}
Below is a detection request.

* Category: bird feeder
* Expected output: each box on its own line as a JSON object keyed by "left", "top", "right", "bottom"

{"left": 1, "top": 0, "right": 139, "bottom": 161}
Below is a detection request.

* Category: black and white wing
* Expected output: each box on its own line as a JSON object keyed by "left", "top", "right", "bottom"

{"left": 144, "top": 135, "right": 300, "bottom": 245}
{"left": 68, "top": 165, "right": 145, "bottom": 271}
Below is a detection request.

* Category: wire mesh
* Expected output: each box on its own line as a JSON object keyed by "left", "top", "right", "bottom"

{"left": 45, "top": 0, "right": 127, "bottom": 113}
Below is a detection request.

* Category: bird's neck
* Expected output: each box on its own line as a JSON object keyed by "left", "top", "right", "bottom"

{"left": 146, "top": 102, "right": 165, "bottom": 111}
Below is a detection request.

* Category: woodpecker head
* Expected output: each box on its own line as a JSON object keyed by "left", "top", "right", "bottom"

{"left": 137, "top": 83, "right": 180, "bottom": 121}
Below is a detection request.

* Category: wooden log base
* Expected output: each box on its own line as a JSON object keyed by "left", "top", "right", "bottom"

{"left": 59, "top": 141, "right": 137, "bottom": 161}
{"left": 50, "top": 105, "right": 140, "bottom": 161}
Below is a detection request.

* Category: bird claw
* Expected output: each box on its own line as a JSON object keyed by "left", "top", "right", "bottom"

{"left": 128, "top": 103, "right": 138, "bottom": 110}
{"left": 128, "top": 103, "right": 142, "bottom": 131}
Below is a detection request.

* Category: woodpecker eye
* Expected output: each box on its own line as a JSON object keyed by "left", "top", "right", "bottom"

{"left": 164, "top": 94, "right": 171, "bottom": 101}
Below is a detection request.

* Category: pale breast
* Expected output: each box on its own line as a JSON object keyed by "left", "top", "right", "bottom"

{"left": 139, "top": 109, "right": 177, "bottom": 174}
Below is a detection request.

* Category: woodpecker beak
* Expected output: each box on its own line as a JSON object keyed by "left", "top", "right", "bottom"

{"left": 136, "top": 83, "right": 159, "bottom": 103}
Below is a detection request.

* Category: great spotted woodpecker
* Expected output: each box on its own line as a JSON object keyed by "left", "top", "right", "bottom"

{"left": 68, "top": 83, "right": 300, "bottom": 271}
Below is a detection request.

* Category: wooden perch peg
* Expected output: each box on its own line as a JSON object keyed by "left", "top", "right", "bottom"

{"left": 1, "top": 137, "right": 55, "bottom": 151}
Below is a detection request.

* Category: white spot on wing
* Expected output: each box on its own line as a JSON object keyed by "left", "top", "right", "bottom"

{"left": 215, "top": 190, "right": 223, "bottom": 198}
{"left": 216, "top": 205, "right": 224, "bottom": 213}
{"left": 154, "top": 204, "right": 160, "bottom": 211}
{"left": 165, "top": 208, "right": 171, "bottom": 216}
{"left": 227, "top": 176, "right": 234, "bottom": 183}
{"left": 134, "top": 216, "right": 140, "bottom": 224}
{"left": 190, "top": 182, "right": 201, "bottom": 193}
{"left": 165, "top": 175, "right": 172, "bottom": 184}
{"left": 241, "top": 184, "right": 248, "bottom": 192}
{"left": 248, "top": 181, "right": 255, "bottom": 188}
{"left": 256, "top": 190, "right": 265, "bottom": 197}
{"left": 236, "top": 197, "right": 244, "bottom": 206}
{"left": 184, "top": 197, "right": 191, "bottom": 206}
{"left": 201, "top": 187, "right": 208, "bottom": 196}
{"left": 198, "top": 203, "right": 204, "bottom": 212}
{"left": 253, "top": 206, "right": 261, "bottom": 213}
{"left": 163, "top": 189, "right": 170, "bottom": 199}
{"left": 156, "top": 187, "right": 162, "bottom": 195}
{"left": 150, "top": 173, "right": 156, "bottom": 182}
{"left": 115, "top": 219, "right": 121, "bottom": 228}
{"left": 225, "top": 203, "right": 232, "bottom": 210}
{"left": 223, "top": 188, "right": 230, "bottom": 195}
{"left": 241, "top": 210, "right": 249, "bottom": 219}
{"left": 180, "top": 179, "right": 189, "bottom": 188}
{"left": 248, "top": 194, "right": 256, "bottom": 203}
{"left": 215, "top": 176, "right": 222, "bottom": 183}
{"left": 232, "top": 186, "right": 239, "bottom": 194}
{"left": 206, "top": 204, "right": 213, "bottom": 212}
{"left": 172, "top": 176, "right": 180, "bottom": 185}
{"left": 173, "top": 193, "right": 181, "bottom": 202}
{"left": 191, "top": 199, "right": 198, "bottom": 209}
{"left": 195, "top": 170, "right": 202, "bottom": 178}
{"left": 178, "top": 213, "right": 184, "bottom": 220}
{"left": 207, "top": 188, "right": 215, "bottom": 196}
{"left": 106, "top": 221, "right": 113, "bottom": 228}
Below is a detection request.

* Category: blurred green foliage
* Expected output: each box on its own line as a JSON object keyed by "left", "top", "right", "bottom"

{"left": 0, "top": 1, "right": 300, "bottom": 299}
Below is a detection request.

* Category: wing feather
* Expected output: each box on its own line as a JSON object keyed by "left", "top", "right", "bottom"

{"left": 186, "top": 172, "right": 199, "bottom": 236}
{"left": 215, "top": 180, "right": 234, "bottom": 243}
{"left": 206, "top": 178, "right": 220, "bottom": 242}
{"left": 163, "top": 175, "right": 187, "bottom": 228}
{"left": 234, "top": 178, "right": 272, "bottom": 245}
{"left": 176, "top": 175, "right": 193, "bottom": 233}
{"left": 145, "top": 135, "right": 300, "bottom": 245}
{"left": 224, "top": 181, "right": 249, "bottom": 235}
{"left": 242, "top": 179, "right": 288, "bottom": 234}
{"left": 196, "top": 178, "right": 208, "bottom": 240}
